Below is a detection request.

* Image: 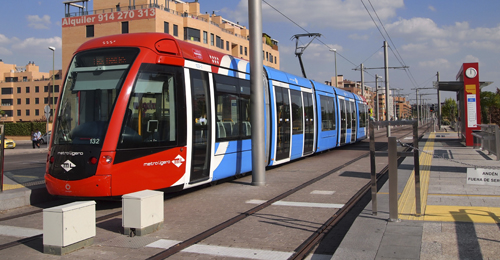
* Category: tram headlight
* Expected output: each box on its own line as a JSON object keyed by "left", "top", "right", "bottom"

{"left": 102, "top": 155, "right": 113, "bottom": 164}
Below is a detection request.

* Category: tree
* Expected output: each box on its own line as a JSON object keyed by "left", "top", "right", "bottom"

{"left": 480, "top": 90, "right": 500, "bottom": 124}
{"left": 441, "top": 98, "right": 457, "bottom": 124}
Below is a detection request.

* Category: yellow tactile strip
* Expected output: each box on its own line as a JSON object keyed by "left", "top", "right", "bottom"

{"left": 397, "top": 133, "right": 435, "bottom": 220}
{"left": 2, "top": 180, "right": 45, "bottom": 191}
{"left": 424, "top": 205, "right": 500, "bottom": 224}
{"left": 394, "top": 132, "right": 500, "bottom": 224}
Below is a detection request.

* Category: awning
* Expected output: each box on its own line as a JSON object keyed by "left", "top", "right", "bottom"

{"left": 433, "top": 81, "right": 493, "bottom": 92}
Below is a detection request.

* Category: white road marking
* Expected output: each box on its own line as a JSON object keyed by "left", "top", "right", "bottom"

{"left": 0, "top": 225, "right": 43, "bottom": 238}
{"left": 310, "top": 190, "right": 335, "bottom": 195}
{"left": 246, "top": 200, "right": 344, "bottom": 209}
{"left": 147, "top": 239, "right": 293, "bottom": 260}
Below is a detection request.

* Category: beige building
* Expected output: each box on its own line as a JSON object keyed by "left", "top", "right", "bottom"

{"left": 0, "top": 60, "right": 62, "bottom": 122}
{"left": 61, "top": 0, "right": 280, "bottom": 74}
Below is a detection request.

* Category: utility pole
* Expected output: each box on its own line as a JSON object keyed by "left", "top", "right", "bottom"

{"left": 249, "top": 0, "right": 265, "bottom": 186}
{"left": 437, "top": 71, "right": 441, "bottom": 130}
{"left": 354, "top": 41, "right": 408, "bottom": 137}
{"left": 384, "top": 41, "right": 391, "bottom": 136}
{"left": 360, "top": 63, "right": 365, "bottom": 97}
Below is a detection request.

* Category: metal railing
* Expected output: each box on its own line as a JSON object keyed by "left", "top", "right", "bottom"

{"left": 369, "top": 120, "right": 420, "bottom": 221}
{"left": 472, "top": 124, "right": 500, "bottom": 161}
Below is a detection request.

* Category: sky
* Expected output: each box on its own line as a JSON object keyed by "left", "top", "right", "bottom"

{"left": 1, "top": 0, "right": 500, "bottom": 103}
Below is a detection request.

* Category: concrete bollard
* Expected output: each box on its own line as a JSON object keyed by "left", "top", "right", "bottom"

{"left": 43, "top": 201, "right": 96, "bottom": 255}
{"left": 122, "top": 190, "right": 164, "bottom": 236}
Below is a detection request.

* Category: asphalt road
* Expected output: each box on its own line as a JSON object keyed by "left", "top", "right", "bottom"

{"left": 2, "top": 140, "right": 48, "bottom": 186}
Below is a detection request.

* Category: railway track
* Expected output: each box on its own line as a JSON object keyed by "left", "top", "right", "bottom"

{"left": 0, "top": 124, "right": 430, "bottom": 259}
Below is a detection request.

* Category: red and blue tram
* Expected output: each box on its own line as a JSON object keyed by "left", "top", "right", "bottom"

{"left": 45, "top": 33, "right": 368, "bottom": 197}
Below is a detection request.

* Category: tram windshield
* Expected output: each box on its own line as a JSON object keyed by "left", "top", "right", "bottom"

{"left": 53, "top": 48, "right": 139, "bottom": 146}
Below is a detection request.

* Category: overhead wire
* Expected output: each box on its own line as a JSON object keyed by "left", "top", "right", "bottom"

{"left": 262, "top": 0, "right": 359, "bottom": 68}
{"left": 364, "top": 0, "right": 419, "bottom": 88}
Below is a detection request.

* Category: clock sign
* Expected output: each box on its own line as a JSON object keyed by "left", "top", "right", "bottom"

{"left": 465, "top": 67, "right": 477, "bottom": 79}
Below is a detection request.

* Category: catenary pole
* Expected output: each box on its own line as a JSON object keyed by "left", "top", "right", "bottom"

{"left": 249, "top": 0, "right": 265, "bottom": 186}
{"left": 360, "top": 63, "right": 364, "bottom": 97}
{"left": 384, "top": 41, "right": 391, "bottom": 136}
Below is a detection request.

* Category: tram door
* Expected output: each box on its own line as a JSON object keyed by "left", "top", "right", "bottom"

{"left": 303, "top": 93, "right": 315, "bottom": 155}
{"left": 346, "top": 99, "right": 352, "bottom": 143}
{"left": 340, "top": 99, "right": 347, "bottom": 145}
{"left": 189, "top": 70, "right": 211, "bottom": 183}
{"left": 275, "top": 86, "right": 291, "bottom": 161}
{"left": 350, "top": 101, "right": 357, "bottom": 142}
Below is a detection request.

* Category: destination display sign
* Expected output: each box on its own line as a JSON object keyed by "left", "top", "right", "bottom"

{"left": 62, "top": 8, "right": 156, "bottom": 28}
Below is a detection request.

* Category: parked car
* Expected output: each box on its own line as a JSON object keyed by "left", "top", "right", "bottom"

{"left": 0, "top": 135, "right": 16, "bottom": 149}
{"left": 40, "top": 131, "right": 51, "bottom": 144}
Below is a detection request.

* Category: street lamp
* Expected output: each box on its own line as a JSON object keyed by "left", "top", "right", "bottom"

{"left": 330, "top": 49, "right": 337, "bottom": 88}
{"left": 48, "top": 46, "right": 55, "bottom": 125}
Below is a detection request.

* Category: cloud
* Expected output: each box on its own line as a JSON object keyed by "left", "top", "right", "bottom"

{"left": 428, "top": 5, "right": 436, "bottom": 12}
{"left": 349, "top": 34, "right": 369, "bottom": 40}
{"left": 26, "top": 15, "right": 51, "bottom": 30}
{"left": 229, "top": 0, "right": 405, "bottom": 30}
{"left": 463, "top": 55, "right": 480, "bottom": 63}
{"left": 0, "top": 35, "right": 61, "bottom": 69}
{"left": 419, "top": 58, "right": 451, "bottom": 69}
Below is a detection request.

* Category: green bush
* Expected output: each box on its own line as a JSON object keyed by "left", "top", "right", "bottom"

{"left": 3, "top": 122, "right": 47, "bottom": 136}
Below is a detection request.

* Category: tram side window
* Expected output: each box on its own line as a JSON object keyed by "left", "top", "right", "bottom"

{"left": 320, "top": 96, "right": 335, "bottom": 131}
{"left": 290, "top": 90, "right": 303, "bottom": 135}
{"left": 118, "top": 64, "right": 185, "bottom": 149}
{"left": 213, "top": 74, "right": 251, "bottom": 141}
{"left": 359, "top": 104, "right": 367, "bottom": 128}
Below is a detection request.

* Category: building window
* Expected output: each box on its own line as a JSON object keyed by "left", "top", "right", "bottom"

{"left": 26, "top": 109, "right": 30, "bottom": 116}
{"left": 26, "top": 98, "right": 30, "bottom": 105}
{"left": 173, "top": 24, "right": 178, "bottom": 36}
{"left": 226, "top": 41, "right": 229, "bottom": 51}
{"left": 35, "top": 98, "right": 39, "bottom": 104}
{"left": 26, "top": 86, "right": 30, "bottom": 93}
{"left": 17, "top": 110, "right": 21, "bottom": 116}
{"left": 17, "top": 99, "right": 20, "bottom": 105}
{"left": 1, "top": 88, "right": 13, "bottom": 95}
{"left": 17, "top": 87, "right": 21, "bottom": 93}
{"left": 210, "top": 33, "right": 214, "bottom": 46}
{"left": 86, "top": 25, "right": 94, "bottom": 38}
{"left": 35, "top": 109, "right": 39, "bottom": 116}
{"left": 54, "top": 85, "right": 60, "bottom": 92}
{"left": 184, "top": 27, "right": 200, "bottom": 42}
{"left": 203, "top": 31, "right": 208, "bottom": 44}
{"left": 1, "top": 99, "right": 12, "bottom": 106}
{"left": 216, "top": 36, "right": 222, "bottom": 49}
{"left": 35, "top": 86, "right": 39, "bottom": 93}
{"left": 44, "top": 85, "right": 48, "bottom": 92}
{"left": 5, "top": 77, "right": 18, "bottom": 82}
{"left": 245, "top": 47, "right": 248, "bottom": 56}
{"left": 44, "top": 97, "right": 48, "bottom": 104}
{"left": 240, "top": 46, "right": 243, "bottom": 55}
{"left": 23, "top": 76, "right": 28, "bottom": 82}
{"left": 164, "top": 22, "right": 169, "bottom": 34}
{"left": 121, "top": 21, "right": 129, "bottom": 34}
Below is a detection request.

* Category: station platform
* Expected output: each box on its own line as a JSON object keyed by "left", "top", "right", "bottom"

{"left": 0, "top": 126, "right": 499, "bottom": 259}
{"left": 331, "top": 127, "right": 500, "bottom": 260}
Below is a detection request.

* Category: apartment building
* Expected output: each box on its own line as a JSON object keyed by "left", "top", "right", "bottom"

{"left": 61, "top": 0, "right": 280, "bottom": 74}
{"left": 0, "top": 60, "right": 62, "bottom": 122}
